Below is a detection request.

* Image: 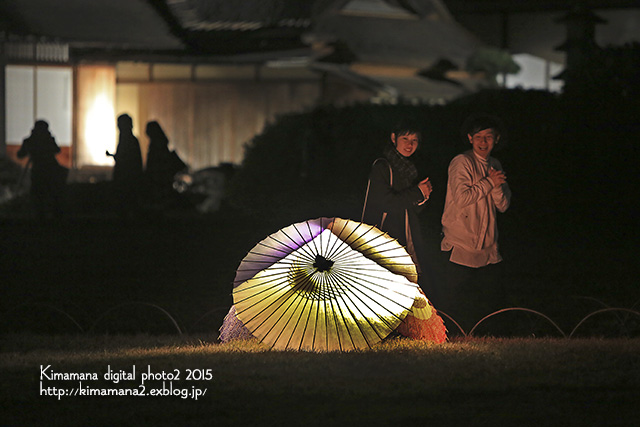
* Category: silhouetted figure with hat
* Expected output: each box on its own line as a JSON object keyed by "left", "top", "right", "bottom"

{"left": 107, "top": 114, "right": 143, "bottom": 217}
{"left": 17, "top": 120, "right": 68, "bottom": 218}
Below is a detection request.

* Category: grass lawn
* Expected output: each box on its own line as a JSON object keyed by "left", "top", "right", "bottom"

{"left": 1, "top": 187, "right": 639, "bottom": 426}
{"left": 1, "top": 334, "right": 639, "bottom": 426}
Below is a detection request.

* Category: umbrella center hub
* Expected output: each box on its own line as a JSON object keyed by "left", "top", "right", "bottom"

{"left": 313, "top": 255, "right": 334, "bottom": 273}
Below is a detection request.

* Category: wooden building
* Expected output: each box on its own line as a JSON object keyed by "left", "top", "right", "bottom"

{"left": 2, "top": 0, "right": 638, "bottom": 180}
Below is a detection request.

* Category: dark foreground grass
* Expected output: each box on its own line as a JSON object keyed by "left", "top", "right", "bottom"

{"left": 2, "top": 190, "right": 639, "bottom": 426}
{"left": 1, "top": 334, "right": 639, "bottom": 426}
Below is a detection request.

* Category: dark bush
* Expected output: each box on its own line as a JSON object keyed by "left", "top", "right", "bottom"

{"left": 227, "top": 89, "right": 563, "bottom": 222}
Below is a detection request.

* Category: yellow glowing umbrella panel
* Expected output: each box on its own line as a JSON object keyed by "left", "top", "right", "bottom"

{"left": 233, "top": 218, "right": 420, "bottom": 351}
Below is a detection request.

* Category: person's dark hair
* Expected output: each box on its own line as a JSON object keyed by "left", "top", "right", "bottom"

{"left": 461, "top": 113, "right": 505, "bottom": 143}
{"left": 33, "top": 120, "right": 49, "bottom": 133}
{"left": 392, "top": 120, "right": 423, "bottom": 142}
{"left": 146, "top": 121, "right": 169, "bottom": 146}
{"left": 117, "top": 113, "right": 133, "bottom": 131}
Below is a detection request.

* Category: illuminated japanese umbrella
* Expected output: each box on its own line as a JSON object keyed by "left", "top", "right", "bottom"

{"left": 232, "top": 217, "right": 421, "bottom": 352}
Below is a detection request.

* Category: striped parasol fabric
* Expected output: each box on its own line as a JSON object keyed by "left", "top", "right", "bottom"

{"left": 232, "top": 217, "right": 422, "bottom": 351}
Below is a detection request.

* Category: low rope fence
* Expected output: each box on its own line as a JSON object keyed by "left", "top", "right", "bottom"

{"left": 1, "top": 300, "right": 639, "bottom": 339}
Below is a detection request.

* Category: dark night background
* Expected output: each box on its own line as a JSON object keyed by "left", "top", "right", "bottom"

{"left": 0, "top": 0, "right": 639, "bottom": 337}
{"left": 2, "top": 84, "right": 638, "bottom": 337}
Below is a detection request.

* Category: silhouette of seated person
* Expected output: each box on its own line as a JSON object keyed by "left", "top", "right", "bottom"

{"left": 107, "top": 114, "right": 143, "bottom": 216}
{"left": 144, "top": 121, "right": 186, "bottom": 207}
{"left": 17, "top": 120, "right": 67, "bottom": 218}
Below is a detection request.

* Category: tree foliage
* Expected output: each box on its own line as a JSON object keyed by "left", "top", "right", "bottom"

{"left": 466, "top": 47, "right": 521, "bottom": 86}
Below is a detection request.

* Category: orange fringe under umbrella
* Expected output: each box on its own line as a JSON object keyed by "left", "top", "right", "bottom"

{"left": 396, "top": 288, "right": 447, "bottom": 343}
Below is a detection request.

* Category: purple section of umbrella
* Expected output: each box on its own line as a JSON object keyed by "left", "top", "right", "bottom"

{"left": 234, "top": 219, "right": 326, "bottom": 287}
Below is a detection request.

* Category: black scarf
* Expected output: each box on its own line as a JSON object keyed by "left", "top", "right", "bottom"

{"left": 383, "top": 143, "right": 418, "bottom": 190}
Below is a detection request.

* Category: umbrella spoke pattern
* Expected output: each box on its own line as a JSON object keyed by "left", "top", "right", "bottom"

{"left": 233, "top": 218, "right": 424, "bottom": 351}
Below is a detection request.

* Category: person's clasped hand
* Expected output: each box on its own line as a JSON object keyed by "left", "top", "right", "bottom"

{"left": 418, "top": 177, "right": 433, "bottom": 199}
{"left": 488, "top": 167, "right": 507, "bottom": 187}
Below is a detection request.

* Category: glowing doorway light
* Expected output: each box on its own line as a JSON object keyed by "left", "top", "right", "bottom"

{"left": 84, "top": 93, "right": 116, "bottom": 166}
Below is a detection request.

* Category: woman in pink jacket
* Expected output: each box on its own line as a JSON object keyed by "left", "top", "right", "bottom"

{"left": 440, "top": 114, "right": 511, "bottom": 331}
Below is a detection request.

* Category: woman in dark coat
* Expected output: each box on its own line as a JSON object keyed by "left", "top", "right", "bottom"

{"left": 144, "top": 121, "right": 185, "bottom": 206}
{"left": 361, "top": 121, "right": 446, "bottom": 342}
{"left": 362, "top": 122, "right": 432, "bottom": 272}
{"left": 17, "top": 120, "right": 67, "bottom": 217}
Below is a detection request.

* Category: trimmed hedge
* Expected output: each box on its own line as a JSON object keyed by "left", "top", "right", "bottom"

{"left": 227, "top": 89, "right": 564, "bottom": 220}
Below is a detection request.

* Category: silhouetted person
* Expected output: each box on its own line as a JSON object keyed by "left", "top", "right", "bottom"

{"left": 17, "top": 120, "right": 67, "bottom": 218}
{"left": 107, "top": 114, "right": 142, "bottom": 217}
{"left": 144, "top": 121, "right": 185, "bottom": 207}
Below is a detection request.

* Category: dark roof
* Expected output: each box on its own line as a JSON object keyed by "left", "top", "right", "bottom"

{"left": 443, "top": 0, "right": 640, "bottom": 14}
{"left": 310, "top": 9, "right": 481, "bottom": 69}
{"left": 442, "top": 0, "right": 640, "bottom": 62}
{"left": 2, "top": 0, "right": 638, "bottom": 61}
{"left": 2, "top": 0, "right": 638, "bottom": 100}
{"left": 0, "top": 0, "right": 183, "bottom": 50}
{"left": 165, "top": 0, "right": 315, "bottom": 30}
{"left": 151, "top": 0, "right": 319, "bottom": 54}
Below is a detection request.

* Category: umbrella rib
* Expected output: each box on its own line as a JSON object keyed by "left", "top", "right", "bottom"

{"left": 326, "top": 223, "right": 396, "bottom": 265}
{"left": 299, "top": 293, "right": 318, "bottom": 352}
{"left": 277, "top": 267, "right": 326, "bottom": 351}
{"left": 326, "top": 247, "right": 412, "bottom": 271}
{"left": 326, "top": 266, "right": 400, "bottom": 340}
{"left": 235, "top": 249, "right": 320, "bottom": 278}
{"left": 324, "top": 271, "right": 354, "bottom": 351}
{"left": 234, "top": 251, "right": 319, "bottom": 297}
{"left": 323, "top": 267, "right": 372, "bottom": 350}
{"left": 350, "top": 234, "right": 394, "bottom": 254}
{"left": 283, "top": 288, "right": 315, "bottom": 351}
{"left": 323, "top": 275, "right": 334, "bottom": 351}
{"left": 333, "top": 258, "right": 416, "bottom": 273}
{"left": 334, "top": 282, "right": 408, "bottom": 332}
{"left": 325, "top": 272, "right": 387, "bottom": 346}
{"left": 235, "top": 255, "right": 314, "bottom": 301}
{"left": 264, "top": 232, "right": 304, "bottom": 253}
{"left": 325, "top": 219, "right": 351, "bottom": 262}
{"left": 324, "top": 253, "right": 413, "bottom": 271}
{"left": 292, "top": 261, "right": 334, "bottom": 352}
{"left": 259, "top": 271, "right": 320, "bottom": 349}
{"left": 332, "top": 270, "right": 408, "bottom": 324}
{"left": 248, "top": 246, "right": 290, "bottom": 259}
{"left": 234, "top": 269, "right": 292, "bottom": 290}
{"left": 337, "top": 265, "right": 416, "bottom": 295}
{"left": 279, "top": 228, "right": 317, "bottom": 263}
{"left": 266, "top": 233, "right": 314, "bottom": 261}
{"left": 234, "top": 274, "right": 292, "bottom": 313}
{"left": 344, "top": 224, "right": 379, "bottom": 253}
{"left": 324, "top": 221, "right": 370, "bottom": 262}
{"left": 236, "top": 270, "right": 312, "bottom": 336}
{"left": 330, "top": 266, "right": 415, "bottom": 320}
{"left": 332, "top": 273, "right": 355, "bottom": 351}
{"left": 359, "top": 246, "right": 412, "bottom": 258}
{"left": 236, "top": 259, "right": 313, "bottom": 273}
{"left": 317, "top": 273, "right": 332, "bottom": 351}
{"left": 233, "top": 270, "right": 293, "bottom": 298}
{"left": 301, "top": 221, "right": 323, "bottom": 259}
{"left": 312, "top": 289, "right": 321, "bottom": 351}
{"left": 238, "top": 259, "right": 326, "bottom": 349}
{"left": 347, "top": 231, "right": 405, "bottom": 257}
{"left": 329, "top": 250, "right": 417, "bottom": 274}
